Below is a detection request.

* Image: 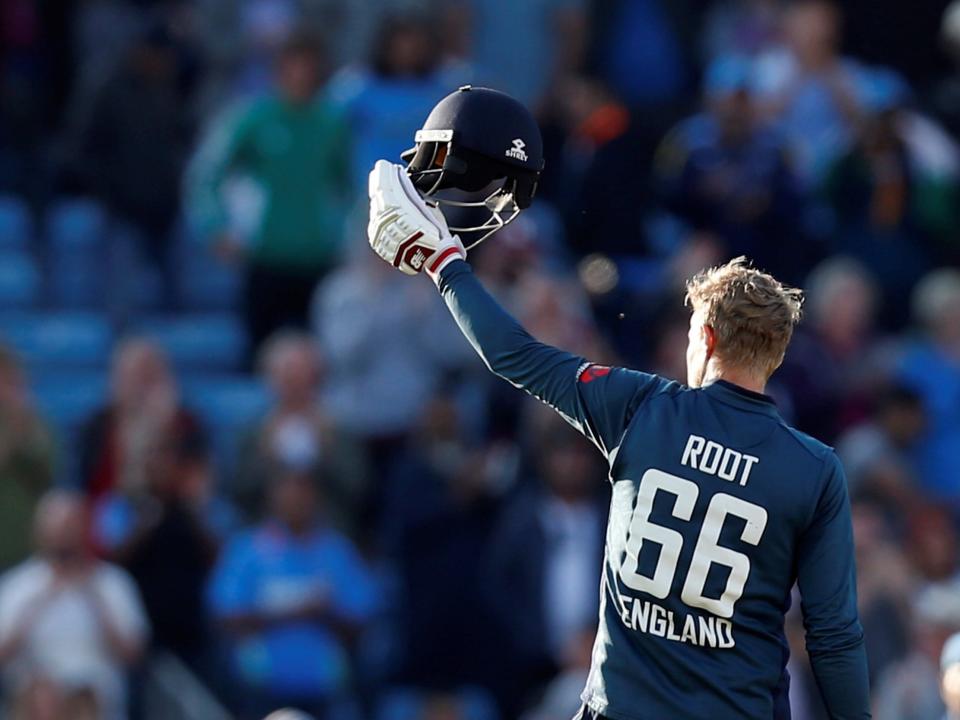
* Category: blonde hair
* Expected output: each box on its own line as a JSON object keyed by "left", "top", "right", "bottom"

{"left": 685, "top": 257, "right": 804, "bottom": 378}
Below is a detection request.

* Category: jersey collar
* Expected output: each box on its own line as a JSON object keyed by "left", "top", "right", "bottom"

{"left": 703, "top": 379, "right": 780, "bottom": 417}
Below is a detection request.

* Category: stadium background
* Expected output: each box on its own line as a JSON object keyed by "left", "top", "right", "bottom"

{"left": 0, "top": 0, "right": 959, "bottom": 718}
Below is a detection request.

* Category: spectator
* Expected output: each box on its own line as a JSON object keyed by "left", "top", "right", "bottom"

{"left": 907, "top": 505, "right": 959, "bottom": 585}
{"left": 186, "top": 29, "right": 352, "bottom": 354}
{"left": 655, "top": 55, "right": 809, "bottom": 284}
{"left": 313, "top": 247, "right": 474, "bottom": 472}
{"left": 78, "top": 338, "right": 203, "bottom": 501}
{"left": 896, "top": 269, "right": 960, "bottom": 501}
{"left": 0, "top": 490, "right": 148, "bottom": 720}
{"left": 851, "top": 500, "right": 913, "bottom": 687}
{"left": 380, "top": 392, "right": 513, "bottom": 692}
{"left": 753, "top": 0, "right": 864, "bottom": 185}
{"left": 328, "top": 10, "right": 470, "bottom": 197}
{"left": 209, "top": 466, "right": 378, "bottom": 719}
{"left": 778, "top": 257, "right": 879, "bottom": 440}
{"left": 484, "top": 421, "right": 606, "bottom": 714}
{"left": 92, "top": 423, "right": 232, "bottom": 669}
{"left": 820, "top": 69, "right": 957, "bottom": 327}
{"left": 0, "top": 346, "right": 55, "bottom": 570}
{"left": 519, "top": 626, "right": 596, "bottom": 720}
{"left": 592, "top": 0, "right": 689, "bottom": 108}
{"left": 234, "top": 331, "right": 369, "bottom": 533}
{"left": 837, "top": 385, "right": 925, "bottom": 501}
{"left": 935, "top": 1, "right": 960, "bottom": 144}
{"left": 874, "top": 582, "right": 960, "bottom": 720}
{"left": 544, "top": 76, "right": 648, "bottom": 260}
{"left": 702, "top": 0, "right": 783, "bottom": 61}
{"left": 67, "top": 21, "right": 196, "bottom": 295}
{"left": 452, "top": 0, "right": 587, "bottom": 107}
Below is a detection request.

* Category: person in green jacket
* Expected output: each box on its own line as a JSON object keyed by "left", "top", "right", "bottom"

{"left": 0, "top": 346, "right": 55, "bottom": 570}
{"left": 186, "top": 30, "right": 352, "bottom": 355}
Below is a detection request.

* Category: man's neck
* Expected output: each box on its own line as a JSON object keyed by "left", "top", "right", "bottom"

{"left": 703, "top": 365, "right": 767, "bottom": 395}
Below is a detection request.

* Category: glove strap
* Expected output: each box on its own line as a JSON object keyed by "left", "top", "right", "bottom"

{"left": 425, "top": 242, "right": 466, "bottom": 284}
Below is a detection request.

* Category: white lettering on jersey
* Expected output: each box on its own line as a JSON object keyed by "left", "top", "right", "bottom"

{"left": 619, "top": 596, "right": 736, "bottom": 648}
{"left": 681, "top": 434, "right": 759, "bottom": 487}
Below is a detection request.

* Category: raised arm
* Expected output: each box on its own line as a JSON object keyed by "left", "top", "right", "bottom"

{"left": 436, "top": 259, "right": 658, "bottom": 457}
{"left": 366, "top": 159, "right": 667, "bottom": 458}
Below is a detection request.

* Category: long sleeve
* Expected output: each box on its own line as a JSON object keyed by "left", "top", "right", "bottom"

{"left": 184, "top": 103, "right": 253, "bottom": 241}
{"left": 436, "top": 261, "right": 668, "bottom": 459}
{"left": 796, "top": 453, "right": 871, "bottom": 719}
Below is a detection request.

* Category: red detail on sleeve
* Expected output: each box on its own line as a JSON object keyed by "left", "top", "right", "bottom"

{"left": 579, "top": 365, "right": 611, "bottom": 384}
{"left": 428, "top": 246, "right": 463, "bottom": 273}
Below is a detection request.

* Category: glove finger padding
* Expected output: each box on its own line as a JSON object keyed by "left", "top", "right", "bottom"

{"left": 367, "top": 160, "right": 464, "bottom": 278}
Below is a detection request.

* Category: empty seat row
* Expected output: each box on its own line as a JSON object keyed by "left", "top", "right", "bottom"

{"left": 0, "top": 312, "right": 248, "bottom": 372}
{"left": 0, "top": 195, "right": 243, "bottom": 312}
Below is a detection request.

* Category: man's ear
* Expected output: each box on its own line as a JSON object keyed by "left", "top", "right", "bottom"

{"left": 703, "top": 324, "right": 716, "bottom": 360}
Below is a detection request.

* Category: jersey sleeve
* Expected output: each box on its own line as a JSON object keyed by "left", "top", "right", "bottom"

{"left": 796, "top": 453, "right": 871, "bottom": 719}
{"left": 437, "top": 261, "right": 666, "bottom": 460}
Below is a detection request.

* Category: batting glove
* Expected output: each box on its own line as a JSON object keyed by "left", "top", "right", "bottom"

{"left": 368, "top": 160, "right": 466, "bottom": 282}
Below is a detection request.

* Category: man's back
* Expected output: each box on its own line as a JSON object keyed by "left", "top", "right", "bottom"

{"left": 584, "top": 375, "right": 857, "bottom": 718}
{"left": 433, "top": 261, "right": 869, "bottom": 719}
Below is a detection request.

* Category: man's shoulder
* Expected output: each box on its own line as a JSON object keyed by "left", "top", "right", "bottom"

{"left": 0, "top": 558, "right": 48, "bottom": 592}
{"left": 779, "top": 421, "right": 838, "bottom": 465}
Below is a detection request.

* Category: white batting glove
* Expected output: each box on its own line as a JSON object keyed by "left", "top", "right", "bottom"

{"left": 367, "top": 160, "right": 466, "bottom": 281}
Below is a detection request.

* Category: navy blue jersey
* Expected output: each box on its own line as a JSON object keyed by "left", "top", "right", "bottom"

{"left": 437, "top": 261, "right": 870, "bottom": 720}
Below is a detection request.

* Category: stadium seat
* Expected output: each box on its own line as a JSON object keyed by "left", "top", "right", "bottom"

{"left": 46, "top": 198, "right": 106, "bottom": 249}
{"left": 0, "top": 195, "right": 32, "bottom": 249}
{"left": 136, "top": 314, "right": 248, "bottom": 371}
{"left": 46, "top": 198, "right": 108, "bottom": 308}
{"left": 177, "top": 255, "right": 243, "bottom": 311}
{"left": 0, "top": 311, "right": 113, "bottom": 369}
{"left": 30, "top": 370, "right": 108, "bottom": 433}
{"left": 0, "top": 251, "right": 41, "bottom": 308}
{"left": 180, "top": 374, "right": 270, "bottom": 430}
{"left": 171, "top": 221, "right": 243, "bottom": 311}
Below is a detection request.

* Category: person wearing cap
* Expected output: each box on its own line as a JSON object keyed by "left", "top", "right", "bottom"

{"left": 654, "top": 54, "right": 808, "bottom": 284}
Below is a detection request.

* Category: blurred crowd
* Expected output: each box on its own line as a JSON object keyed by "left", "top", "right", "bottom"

{"left": 1, "top": 0, "right": 960, "bottom": 718}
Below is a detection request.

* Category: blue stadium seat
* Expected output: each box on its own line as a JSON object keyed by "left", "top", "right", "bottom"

{"left": 0, "top": 251, "right": 40, "bottom": 308}
{"left": 181, "top": 374, "right": 270, "bottom": 430}
{"left": 178, "top": 256, "right": 243, "bottom": 311}
{"left": 0, "top": 195, "right": 32, "bottom": 249}
{"left": 0, "top": 312, "right": 113, "bottom": 369}
{"left": 171, "top": 220, "right": 242, "bottom": 311}
{"left": 46, "top": 198, "right": 106, "bottom": 249}
{"left": 136, "top": 314, "right": 248, "bottom": 371}
{"left": 47, "top": 199, "right": 108, "bottom": 308}
{"left": 30, "top": 370, "right": 108, "bottom": 434}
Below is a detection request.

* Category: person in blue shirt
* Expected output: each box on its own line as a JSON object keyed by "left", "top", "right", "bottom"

{"left": 367, "top": 161, "right": 870, "bottom": 719}
{"left": 208, "top": 464, "right": 378, "bottom": 718}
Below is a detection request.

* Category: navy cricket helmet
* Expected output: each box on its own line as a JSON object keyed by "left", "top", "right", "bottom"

{"left": 401, "top": 85, "right": 544, "bottom": 248}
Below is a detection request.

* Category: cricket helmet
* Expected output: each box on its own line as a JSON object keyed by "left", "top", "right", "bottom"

{"left": 401, "top": 85, "right": 544, "bottom": 248}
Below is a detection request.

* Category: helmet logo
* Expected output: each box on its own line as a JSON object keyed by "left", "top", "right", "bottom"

{"left": 505, "top": 138, "right": 528, "bottom": 162}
